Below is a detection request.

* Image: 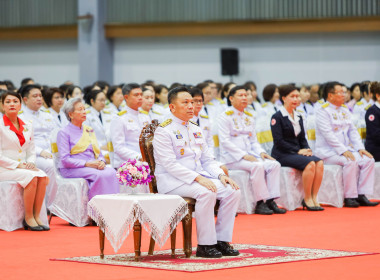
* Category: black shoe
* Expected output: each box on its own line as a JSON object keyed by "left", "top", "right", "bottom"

{"left": 344, "top": 198, "right": 360, "bottom": 208}
{"left": 301, "top": 200, "right": 319, "bottom": 211}
{"left": 23, "top": 219, "right": 43, "bottom": 231}
{"left": 39, "top": 224, "right": 50, "bottom": 231}
{"left": 196, "top": 245, "right": 223, "bottom": 258}
{"left": 315, "top": 206, "right": 325, "bottom": 211}
{"left": 357, "top": 195, "right": 379, "bottom": 207}
{"left": 216, "top": 241, "right": 240, "bottom": 256}
{"left": 254, "top": 200, "right": 274, "bottom": 215}
{"left": 266, "top": 199, "right": 287, "bottom": 214}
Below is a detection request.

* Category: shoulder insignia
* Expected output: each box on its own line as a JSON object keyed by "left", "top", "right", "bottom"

{"left": 356, "top": 101, "right": 363, "bottom": 106}
{"left": 138, "top": 109, "right": 149, "bottom": 115}
{"left": 152, "top": 110, "right": 162, "bottom": 115}
{"left": 159, "top": 119, "right": 172, "bottom": 127}
{"left": 365, "top": 104, "right": 372, "bottom": 111}
{"left": 40, "top": 109, "right": 50, "bottom": 113}
{"left": 18, "top": 110, "right": 23, "bottom": 115}
{"left": 322, "top": 103, "right": 330, "bottom": 108}
{"left": 207, "top": 102, "right": 214, "bottom": 106}
{"left": 306, "top": 101, "right": 312, "bottom": 105}
{"left": 296, "top": 109, "right": 304, "bottom": 113}
{"left": 189, "top": 120, "right": 199, "bottom": 126}
{"left": 244, "top": 110, "right": 253, "bottom": 117}
{"left": 225, "top": 110, "right": 234, "bottom": 116}
{"left": 200, "top": 114, "right": 209, "bottom": 119}
{"left": 103, "top": 110, "right": 111, "bottom": 114}
{"left": 85, "top": 104, "right": 90, "bottom": 108}
{"left": 341, "top": 104, "right": 347, "bottom": 108}
{"left": 318, "top": 100, "right": 324, "bottom": 104}
{"left": 117, "top": 110, "right": 127, "bottom": 116}
{"left": 86, "top": 110, "right": 91, "bottom": 114}
{"left": 216, "top": 98, "right": 226, "bottom": 104}
{"left": 262, "top": 103, "right": 268, "bottom": 108}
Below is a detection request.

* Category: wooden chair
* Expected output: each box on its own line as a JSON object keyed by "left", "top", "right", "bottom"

{"left": 139, "top": 120, "right": 194, "bottom": 258}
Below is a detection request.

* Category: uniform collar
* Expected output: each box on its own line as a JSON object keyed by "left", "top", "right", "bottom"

{"left": 24, "top": 106, "right": 40, "bottom": 115}
{"left": 171, "top": 114, "right": 189, "bottom": 126}
{"left": 68, "top": 121, "right": 83, "bottom": 131}
{"left": 280, "top": 106, "right": 300, "bottom": 123}
{"left": 126, "top": 105, "right": 138, "bottom": 116}
{"left": 327, "top": 101, "right": 340, "bottom": 110}
{"left": 232, "top": 106, "right": 244, "bottom": 116}
{"left": 89, "top": 106, "right": 102, "bottom": 116}
{"left": 376, "top": 102, "right": 380, "bottom": 109}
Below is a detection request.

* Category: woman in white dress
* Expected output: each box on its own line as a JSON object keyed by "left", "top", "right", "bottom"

{"left": 0, "top": 91, "right": 49, "bottom": 231}
{"left": 43, "top": 87, "right": 68, "bottom": 128}
{"left": 106, "top": 86, "right": 124, "bottom": 115}
{"left": 140, "top": 87, "right": 163, "bottom": 122}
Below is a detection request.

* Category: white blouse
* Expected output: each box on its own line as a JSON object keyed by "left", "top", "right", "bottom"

{"left": 280, "top": 106, "right": 301, "bottom": 137}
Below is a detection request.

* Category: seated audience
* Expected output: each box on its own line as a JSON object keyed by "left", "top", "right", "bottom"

{"left": 297, "top": 85, "right": 314, "bottom": 117}
{"left": 353, "top": 83, "right": 374, "bottom": 119}
{"left": 153, "top": 86, "right": 241, "bottom": 258}
{"left": 365, "top": 81, "right": 380, "bottom": 162}
{"left": 43, "top": 87, "right": 68, "bottom": 128}
{"left": 244, "top": 81, "right": 263, "bottom": 115}
{"left": 106, "top": 86, "right": 124, "bottom": 115}
{"left": 346, "top": 83, "right": 362, "bottom": 112}
{"left": 66, "top": 85, "right": 83, "bottom": 100}
{"left": 261, "top": 84, "right": 280, "bottom": 118}
{"left": 57, "top": 98, "right": 119, "bottom": 200}
{"left": 315, "top": 81, "right": 378, "bottom": 207}
{"left": 140, "top": 87, "right": 163, "bottom": 122}
{"left": 152, "top": 84, "right": 169, "bottom": 115}
{"left": 0, "top": 91, "right": 49, "bottom": 231}
{"left": 218, "top": 86, "right": 285, "bottom": 215}
{"left": 271, "top": 84, "right": 324, "bottom": 211}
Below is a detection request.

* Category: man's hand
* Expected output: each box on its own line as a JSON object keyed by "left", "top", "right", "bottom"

{"left": 220, "top": 175, "right": 240, "bottom": 190}
{"left": 243, "top": 154, "right": 258, "bottom": 162}
{"left": 220, "top": 165, "right": 229, "bottom": 176}
{"left": 298, "top": 149, "right": 313, "bottom": 156}
{"left": 40, "top": 150, "right": 53, "bottom": 159}
{"left": 260, "top": 153, "right": 275, "bottom": 161}
{"left": 195, "top": 175, "right": 217, "bottom": 192}
{"left": 359, "top": 149, "right": 373, "bottom": 159}
{"left": 342, "top": 151, "right": 355, "bottom": 161}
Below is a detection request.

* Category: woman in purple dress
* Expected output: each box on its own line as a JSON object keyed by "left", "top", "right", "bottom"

{"left": 57, "top": 97, "right": 119, "bottom": 200}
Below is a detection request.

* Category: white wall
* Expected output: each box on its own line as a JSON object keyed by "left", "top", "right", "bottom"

{"left": 0, "top": 39, "right": 78, "bottom": 87}
{"left": 114, "top": 32, "right": 380, "bottom": 93}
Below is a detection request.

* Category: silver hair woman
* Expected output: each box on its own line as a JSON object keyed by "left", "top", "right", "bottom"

{"left": 62, "top": 97, "right": 83, "bottom": 121}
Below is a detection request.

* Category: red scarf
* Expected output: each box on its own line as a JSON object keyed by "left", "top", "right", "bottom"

{"left": 3, "top": 115, "right": 26, "bottom": 146}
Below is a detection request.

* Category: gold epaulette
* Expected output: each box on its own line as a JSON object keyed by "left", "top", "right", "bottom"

{"left": 225, "top": 110, "right": 234, "bottom": 116}
{"left": 152, "top": 110, "right": 162, "bottom": 115}
{"left": 322, "top": 103, "right": 330, "bottom": 108}
{"left": 356, "top": 101, "right": 363, "bottom": 106}
{"left": 365, "top": 104, "right": 372, "bottom": 111}
{"left": 318, "top": 100, "right": 324, "bottom": 104}
{"left": 85, "top": 104, "right": 90, "bottom": 108}
{"left": 200, "top": 114, "right": 209, "bottom": 119}
{"left": 189, "top": 120, "right": 199, "bottom": 126}
{"left": 18, "top": 110, "right": 23, "bottom": 115}
{"left": 159, "top": 119, "right": 172, "bottom": 127}
{"left": 207, "top": 102, "right": 214, "bottom": 106}
{"left": 262, "top": 103, "right": 268, "bottom": 108}
{"left": 216, "top": 98, "right": 226, "bottom": 104}
{"left": 244, "top": 110, "right": 253, "bottom": 117}
{"left": 139, "top": 109, "right": 148, "bottom": 115}
{"left": 103, "top": 110, "right": 111, "bottom": 114}
{"left": 306, "top": 101, "right": 312, "bottom": 105}
{"left": 341, "top": 104, "right": 347, "bottom": 108}
{"left": 86, "top": 110, "right": 91, "bottom": 114}
{"left": 118, "top": 110, "right": 127, "bottom": 116}
{"left": 296, "top": 109, "right": 304, "bottom": 113}
{"left": 40, "top": 109, "right": 50, "bottom": 113}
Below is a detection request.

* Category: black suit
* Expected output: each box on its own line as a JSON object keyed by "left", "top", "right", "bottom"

{"left": 365, "top": 104, "right": 380, "bottom": 161}
{"left": 270, "top": 110, "right": 320, "bottom": 170}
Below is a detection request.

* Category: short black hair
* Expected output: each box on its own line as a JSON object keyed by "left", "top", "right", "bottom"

{"left": 1, "top": 90, "right": 22, "bottom": 104}
{"left": 85, "top": 89, "right": 105, "bottom": 105}
{"left": 0, "top": 81, "right": 7, "bottom": 89}
{"left": 43, "top": 87, "right": 64, "bottom": 108}
{"left": 360, "top": 83, "right": 369, "bottom": 95}
{"left": 18, "top": 84, "right": 42, "bottom": 98}
{"left": 196, "top": 82, "right": 210, "bottom": 91}
{"left": 262, "top": 84, "right": 277, "bottom": 102}
{"left": 227, "top": 85, "right": 246, "bottom": 106}
{"left": 93, "top": 80, "right": 110, "bottom": 91}
{"left": 189, "top": 87, "right": 204, "bottom": 101}
{"left": 66, "top": 85, "right": 82, "bottom": 99}
{"left": 169, "top": 83, "right": 182, "bottom": 91}
{"left": 350, "top": 82, "right": 361, "bottom": 93}
{"left": 21, "top": 78, "right": 34, "bottom": 87}
{"left": 278, "top": 84, "right": 297, "bottom": 104}
{"left": 122, "top": 83, "right": 140, "bottom": 96}
{"left": 370, "top": 81, "right": 380, "bottom": 100}
{"left": 4, "top": 80, "right": 15, "bottom": 91}
{"left": 106, "top": 86, "right": 121, "bottom": 102}
{"left": 323, "top": 81, "right": 341, "bottom": 101}
{"left": 168, "top": 86, "right": 190, "bottom": 105}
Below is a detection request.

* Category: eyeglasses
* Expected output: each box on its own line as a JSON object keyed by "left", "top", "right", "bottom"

{"left": 193, "top": 100, "right": 203, "bottom": 104}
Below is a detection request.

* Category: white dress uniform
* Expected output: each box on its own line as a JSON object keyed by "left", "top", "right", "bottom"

{"left": 353, "top": 98, "right": 374, "bottom": 120}
{"left": 0, "top": 118, "right": 47, "bottom": 187}
{"left": 313, "top": 99, "right": 325, "bottom": 112}
{"left": 153, "top": 115, "right": 241, "bottom": 245}
{"left": 139, "top": 108, "right": 164, "bottom": 123}
{"left": 152, "top": 103, "right": 170, "bottom": 115}
{"left": 297, "top": 102, "right": 314, "bottom": 117}
{"left": 218, "top": 107, "right": 281, "bottom": 201}
{"left": 48, "top": 108, "right": 69, "bottom": 129}
{"left": 84, "top": 106, "right": 113, "bottom": 151}
{"left": 315, "top": 102, "right": 375, "bottom": 198}
{"left": 107, "top": 103, "right": 122, "bottom": 116}
{"left": 260, "top": 102, "right": 280, "bottom": 119}
{"left": 18, "top": 107, "right": 58, "bottom": 208}
{"left": 110, "top": 105, "right": 150, "bottom": 168}
{"left": 191, "top": 114, "right": 214, "bottom": 154}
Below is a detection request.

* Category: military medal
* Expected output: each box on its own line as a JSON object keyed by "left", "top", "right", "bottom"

{"left": 174, "top": 130, "right": 183, "bottom": 139}
{"left": 333, "top": 113, "right": 337, "bottom": 120}
{"left": 193, "top": 132, "right": 202, "bottom": 138}
{"left": 180, "top": 148, "right": 184, "bottom": 155}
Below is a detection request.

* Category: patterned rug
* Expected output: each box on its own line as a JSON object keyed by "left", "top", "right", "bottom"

{"left": 51, "top": 244, "right": 376, "bottom": 272}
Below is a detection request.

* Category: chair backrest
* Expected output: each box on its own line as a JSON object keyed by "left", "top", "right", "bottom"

{"left": 139, "top": 119, "right": 160, "bottom": 194}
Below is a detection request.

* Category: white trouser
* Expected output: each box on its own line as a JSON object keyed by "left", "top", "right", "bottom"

{"left": 36, "top": 157, "right": 58, "bottom": 209}
{"left": 167, "top": 179, "right": 241, "bottom": 245}
{"left": 324, "top": 152, "right": 375, "bottom": 198}
{"left": 226, "top": 158, "right": 281, "bottom": 201}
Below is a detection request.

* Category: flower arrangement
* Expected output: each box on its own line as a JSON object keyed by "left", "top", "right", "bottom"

{"left": 116, "top": 159, "right": 153, "bottom": 188}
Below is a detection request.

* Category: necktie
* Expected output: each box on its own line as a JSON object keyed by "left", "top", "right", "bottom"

{"left": 304, "top": 104, "right": 307, "bottom": 113}
{"left": 274, "top": 106, "right": 278, "bottom": 112}
{"left": 57, "top": 115, "right": 61, "bottom": 123}
{"left": 196, "top": 118, "right": 200, "bottom": 126}
{"left": 204, "top": 106, "right": 208, "bottom": 115}
{"left": 99, "top": 113, "right": 103, "bottom": 124}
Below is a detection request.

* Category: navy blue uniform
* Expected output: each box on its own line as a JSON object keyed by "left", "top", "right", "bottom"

{"left": 365, "top": 104, "right": 380, "bottom": 162}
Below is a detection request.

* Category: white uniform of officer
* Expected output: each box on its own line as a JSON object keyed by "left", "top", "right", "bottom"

{"left": 110, "top": 105, "right": 150, "bottom": 168}
{"left": 153, "top": 115, "right": 240, "bottom": 245}
{"left": 218, "top": 107, "right": 281, "bottom": 203}
{"left": 139, "top": 108, "right": 164, "bottom": 123}
{"left": 48, "top": 108, "right": 69, "bottom": 129}
{"left": 191, "top": 114, "right": 214, "bottom": 154}
{"left": 353, "top": 99, "right": 374, "bottom": 120}
{"left": 84, "top": 107, "right": 113, "bottom": 152}
{"left": 18, "top": 107, "right": 58, "bottom": 208}
{"left": 260, "top": 102, "right": 280, "bottom": 118}
{"left": 315, "top": 102, "right": 375, "bottom": 198}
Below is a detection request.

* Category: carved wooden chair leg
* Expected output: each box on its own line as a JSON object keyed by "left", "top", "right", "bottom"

{"left": 170, "top": 228, "right": 176, "bottom": 258}
{"left": 99, "top": 222, "right": 105, "bottom": 259}
{"left": 133, "top": 219, "right": 142, "bottom": 262}
{"left": 148, "top": 237, "right": 155, "bottom": 255}
{"left": 48, "top": 212, "right": 53, "bottom": 224}
{"left": 182, "top": 205, "right": 194, "bottom": 258}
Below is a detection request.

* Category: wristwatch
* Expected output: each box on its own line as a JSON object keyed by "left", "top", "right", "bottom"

{"left": 218, "top": 173, "right": 226, "bottom": 180}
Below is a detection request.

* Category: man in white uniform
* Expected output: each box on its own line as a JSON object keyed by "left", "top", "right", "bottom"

{"left": 110, "top": 83, "right": 150, "bottom": 169}
{"left": 153, "top": 86, "right": 241, "bottom": 258}
{"left": 18, "top": 85, "right": 58, "bottom": 209}
{"left": 315, "top": 81, "right": 378, "bottom": 207}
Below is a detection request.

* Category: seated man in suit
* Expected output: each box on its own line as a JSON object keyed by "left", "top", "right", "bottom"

{"left": 153, "top": 86, "right": 241, "bottom": 258}
{"left": 315, "top": 81, "right": 378, "bottom": 208}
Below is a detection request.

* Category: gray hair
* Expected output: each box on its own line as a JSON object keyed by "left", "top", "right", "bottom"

{"left": 62, "top": 97, "right": 83, "bottom": 121}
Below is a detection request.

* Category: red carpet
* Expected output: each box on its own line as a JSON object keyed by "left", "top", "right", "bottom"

{"left": 1, "top": 204, "right": 380, "bottom": 279}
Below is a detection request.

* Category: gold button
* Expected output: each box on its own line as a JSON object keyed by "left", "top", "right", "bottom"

{"left": 18, "top": 159, "right": 21, "bottom": 162}
{"left": 19, "top": 150, "right": 22, "bottom": 153}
